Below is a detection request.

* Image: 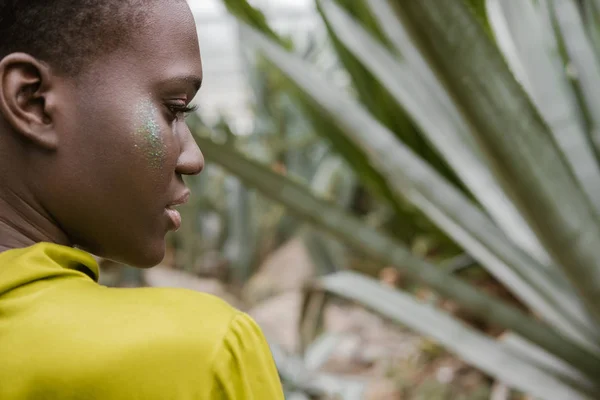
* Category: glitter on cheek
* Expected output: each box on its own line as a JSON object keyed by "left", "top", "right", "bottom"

{"left": 133, "top": 99, "right": 166, "bottom": 169}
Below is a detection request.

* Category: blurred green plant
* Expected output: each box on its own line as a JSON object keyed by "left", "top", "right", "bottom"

{"left": 185, "top": 0, "right": 600, "bottom": 397}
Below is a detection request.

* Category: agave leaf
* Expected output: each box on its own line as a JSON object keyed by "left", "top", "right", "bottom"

{"left": 313, "top": 271, "right": 595, "bottom": 399}
{"left": 485, "top": 0, "right": 541, "bottom": 95}
{"left": 238, "top": 24, "right": 600, "bottom": 354}
{"left": 230, "top": 0, "right": 445, "bottom": 245}
{"left": 271, "top": 63, "right": 441, "bottom": 244}
{"left": 269, "top": 337, "right": 366, "bottom": 398}
{"left": 318, "top": 0, "right": 594, "bottom": 344}
{"left": 222, "top": 177, "right": 254, "bottom": 284}
{"left": 285, "top": 393, "right": 310, "bottom": 400}
{"left": 485, "top": 0, "right": 600, "bottom": 218}
{"left": 299, "top": 286, "right": 329, "bottom": 354}
{"left": 284, "top": 85, "right": 411, "bottom": 218}
{"left": 390, "top": 0, "right": 600, "bottom": 332}
{"left": 303, "top": 155, "right": 354, "bottom": 275}
{"left": 191, "top": 130, "right": 600, "bottom": 377}
{"left": 317, "top": 0, "right": 419, "bottom": 147}
{"left": 317, "top": 0, "right": 462, "bottom": 187}
{"left": 311, "top": 375, "right": 367, "bottom": 400}
{"left": 364, "top": 0, "right": 551, "bottom": 266}
{"left": 463, "top": 0, "right": 493, "bottom": 36}
{"left": 303, "top": 333, "right": 342, "bottom": 371}
{"left": 310, "top": 155, "right": 355, "bottom": 207}
{"left": 500, "top": 333, "right": 595, "bottom": 394}
{"left": 302, "top": 229, "right": 342, "bottom": 276}
{"left": 582, "top": 0, "right": 600, "bottom": 58}
{"left": 220, "top": 0, "right": 284, "bottom": 46}
{"left": 549, "top": 0, "right": 600, "bottom": 159}
{"left": 267, "top": 340, "right": 322, "bottom": 396}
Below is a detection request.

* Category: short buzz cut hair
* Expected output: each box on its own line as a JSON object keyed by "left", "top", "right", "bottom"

{"left": 0, "top": 0, "right": 167, "bottom": 76}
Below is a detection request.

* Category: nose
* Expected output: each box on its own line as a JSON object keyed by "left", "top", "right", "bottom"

{"left": 175, "top": 123, "right": 204, "bottom": 176}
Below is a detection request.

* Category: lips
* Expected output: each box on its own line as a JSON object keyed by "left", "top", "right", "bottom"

{"left": 165, "top": 191, "right": 191, "bottom": 232}
{"left": 165, "top": 208, "right": 182, "bottom": 231}
{"left": 167, "top": 191, "right": 191, "bottom": 208}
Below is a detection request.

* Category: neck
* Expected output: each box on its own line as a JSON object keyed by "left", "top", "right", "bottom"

{"left": 0, "top": 187, "right": 71, "bottom": 253}
{"left": 0, "top": 125, "right": 72, "bottom": 253}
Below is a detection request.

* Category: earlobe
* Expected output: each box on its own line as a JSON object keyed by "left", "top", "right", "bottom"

{"left": 0, "top": 53, "right": 58, "bottom": 150}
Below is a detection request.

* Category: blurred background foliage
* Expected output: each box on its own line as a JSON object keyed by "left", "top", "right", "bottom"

{"left": 100, "top": 0, "right": 600, "bottom": 398}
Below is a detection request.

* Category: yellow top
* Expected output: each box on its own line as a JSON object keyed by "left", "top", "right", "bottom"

{"left": 0, "top": 243, "right": 284, "bottom": 399}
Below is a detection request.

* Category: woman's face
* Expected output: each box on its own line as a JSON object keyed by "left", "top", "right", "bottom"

{"left": 37, "top": 0, "right": 204, "bottom": 267}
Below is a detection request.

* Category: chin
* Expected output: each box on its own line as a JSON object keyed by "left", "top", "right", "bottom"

{"left": 90, "top": 238, "right": 166, "bottom": 269}
{"left": 127, "top": 241, "right": 166, "bottom": 269}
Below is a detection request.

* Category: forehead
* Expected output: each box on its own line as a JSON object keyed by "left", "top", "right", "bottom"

{"left": 87, "top": 0, "right": 203, "bottom": 98}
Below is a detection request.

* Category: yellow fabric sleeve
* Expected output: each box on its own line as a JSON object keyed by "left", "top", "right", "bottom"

{"left": 211, "top": 313, "right": 285, "bottom": 399}
{"left": 0, "top": 243, "right": 286, "bottom": 399}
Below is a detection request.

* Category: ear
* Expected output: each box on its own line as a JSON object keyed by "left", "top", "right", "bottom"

{"left": 0, "top": 53, "right": 58, "bottom": 150}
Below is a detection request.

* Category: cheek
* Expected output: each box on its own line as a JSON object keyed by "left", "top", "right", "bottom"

{"left": 131, "top": 101, "right": 180, "bottom": 176}
{"left": 133, "top": 100, "right": 167, "bottom": 170}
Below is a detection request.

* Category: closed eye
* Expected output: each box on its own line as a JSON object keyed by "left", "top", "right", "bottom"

{"left": 169, "top": 104, "right": 198, "bottom": 117}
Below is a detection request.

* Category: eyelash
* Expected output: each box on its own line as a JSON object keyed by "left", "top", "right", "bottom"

{"left": 168, "top": 104, "right": 198, "bottom": 119}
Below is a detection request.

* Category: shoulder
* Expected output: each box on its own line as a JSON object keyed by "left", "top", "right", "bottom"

{"left": 122, "top": 288, "right": 273, "bottom": 368}
{"left": 8, "top": 283, "right": 283, "bottom": 398}
{"left": 115, "top": 286, "right": 276, "bottom": 358}
{"left": 128, "top": 286, "right": 240, "bottom": 323}
{"left": 100, "top": 287, "right": 284, "bottom": 398}
{"left": 208, "top": 311, "right": 285, "bottom": 399}
{"left": 100, "top": 286, "right": 243, "bottom": 350}
{"left": 48, "top": 285, "right": 247, "bottom": 371}
{"left": 84, "top": 288, "right": 263, "bottom": 397}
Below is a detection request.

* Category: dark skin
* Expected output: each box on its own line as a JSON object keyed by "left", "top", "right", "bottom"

{"left": 0, "top": 1, "right": 204, "bottom": 267}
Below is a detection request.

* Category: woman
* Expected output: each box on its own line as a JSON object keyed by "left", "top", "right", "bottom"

{"left": 0, "top": 0, "right": 284, "bottom": 398}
